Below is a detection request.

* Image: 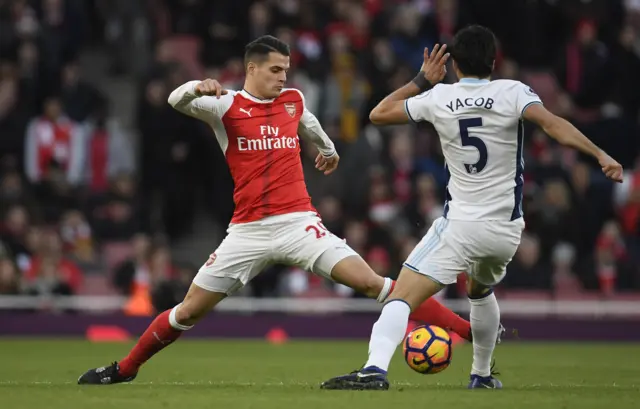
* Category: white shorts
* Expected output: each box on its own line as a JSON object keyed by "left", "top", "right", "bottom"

{"left": 193, "top": 212, "right": 359, "bottom": 295}
{"left": 404, "top": 216, "right": 525, "bottom": 286}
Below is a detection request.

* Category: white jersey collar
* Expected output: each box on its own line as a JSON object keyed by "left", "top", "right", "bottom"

{"left": 239, "top": 89, "right": 275, "bottom": 103}
{"left": 459, "top": 78, "right": 490, "bottom": 84}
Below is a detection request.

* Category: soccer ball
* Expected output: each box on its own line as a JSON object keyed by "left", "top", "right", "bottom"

{"left": 403, "top": 325, "right": 452, "bottom": 374}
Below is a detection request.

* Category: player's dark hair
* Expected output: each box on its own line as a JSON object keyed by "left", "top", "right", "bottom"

{"left": 244, "top": 35, "right": 290, "bottom": 68}
{"left": 450, "top": 25, "right": 497, "bottom": 78}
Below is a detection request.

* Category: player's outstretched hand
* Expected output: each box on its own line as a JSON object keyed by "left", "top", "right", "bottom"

{"left": 598, "top": 152, "right": 623, "bottom": 183}
{"left": 419, "top": 44, "right": 450, "bottom": 85}
{"left": 316, "top": 152, "right": 340, "bottom": 175}
{"left": 195, "top": 79, "right": 228, "bottom": 99}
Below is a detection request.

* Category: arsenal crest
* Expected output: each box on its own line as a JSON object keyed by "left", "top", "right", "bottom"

{"left": 284, "top": 103, "right": 296, "bottom": 117}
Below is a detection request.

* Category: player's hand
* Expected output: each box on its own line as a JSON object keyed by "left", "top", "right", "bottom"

{"left": 419, "top": 44, "right": 450, "bottom": 85}
{"left": 597, "top": 152, "right": 623, "bottom": 183}
{"left": 316, "top": 152, "right": 339, "bottom": 175}
{"left": 195, "top": 79, "right": 228, "bottom": 99}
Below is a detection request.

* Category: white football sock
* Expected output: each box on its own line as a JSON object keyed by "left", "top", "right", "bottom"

{"left": 364, "top": 300, "right": 411, "bottom": 372}
{"left": 469, "top": 292, "right": 500, "bottom": 377}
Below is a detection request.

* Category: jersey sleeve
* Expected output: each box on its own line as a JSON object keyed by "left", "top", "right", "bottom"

{"left": 167, "top": 80, "right": 233, "bottom": 123}
{"left": 405, "top": 89, "right": 437, "bottom": 124}
{"left": 515, "top": 82, "right": 543, "bottom": 118}
{"left": 295, "top": 90, "right": 336, "bottom": 157}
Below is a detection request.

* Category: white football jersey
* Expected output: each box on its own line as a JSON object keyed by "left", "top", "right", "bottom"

{"left": 405, "top": 78, "right": 542, "bottom": 221}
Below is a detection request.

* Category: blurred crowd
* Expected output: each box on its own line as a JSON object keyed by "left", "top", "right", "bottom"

{"left": 1, "top": 0, "right": 640, "bottom": 315}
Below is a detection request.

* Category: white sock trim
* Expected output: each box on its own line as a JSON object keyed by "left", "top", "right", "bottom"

{"left": 468, "top": 292, "right": 496, "bottom": 306}
{"left": 168, "top": 304, "right": 194, "bottom": 331}
{"left": 376, "top": 277, "right": 393, "bottom": 303}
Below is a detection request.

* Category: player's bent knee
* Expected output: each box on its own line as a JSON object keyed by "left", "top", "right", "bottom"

{"left": 175, "top": 283, "right": 227, "bottom": 326}
{"left": 329, "top": 255, "right": 383, "bottom": 298}
{"left": 466, "top": 277, "right": 493, "bottom": 299}
{"left": 174, "top": 305, "right": 207, "bottom": 326}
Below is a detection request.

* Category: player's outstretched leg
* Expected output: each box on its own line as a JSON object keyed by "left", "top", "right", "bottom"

{"left": 466, "top": 278, "right": 502, "bottom": 389}
{"left": 326, "top": 255, "right": 473, "bottom": 340}
{"left": 321, "top": 267, "right": 442, "bottom": 391}
{"left": 324, "top": 254, "right": 395, "bottom": 302}
{"left": 77, "top": 284, "right": 225, "bottom": 385}
{"left": 409, "top": 296, "right": 472, "bottom": 341}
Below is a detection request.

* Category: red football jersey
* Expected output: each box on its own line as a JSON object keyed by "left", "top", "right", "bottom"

{"left": 168, "top": 83, "right": 335, "bottom": 224}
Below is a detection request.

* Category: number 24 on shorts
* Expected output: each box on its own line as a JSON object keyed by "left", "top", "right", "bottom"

{"left": 306, "top": 222, "right": 329, "bottom": 239}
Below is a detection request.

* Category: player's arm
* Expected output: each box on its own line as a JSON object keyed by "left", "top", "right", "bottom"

{"left": 167, "top": 79, "right": 228, "bottom": 122}
{"left": 523, "top": 104, "right": 623, "bottom": 182}
{"left": 369, "top": 45, "right": 449, "bottom": 125}
{"left": 298, "top": 109, "right": 336, "bottom": 158}
{"left": 297, "top": 96, "right": 339, "bottom": 175}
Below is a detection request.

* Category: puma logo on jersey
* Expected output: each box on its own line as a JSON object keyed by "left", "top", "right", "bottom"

{"left": 239, "top": 108, "right": 253, "bottom": 117}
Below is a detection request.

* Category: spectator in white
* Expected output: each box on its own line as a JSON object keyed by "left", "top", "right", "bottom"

{"left": 551, "top": 242, "right": 581, "bottom": 297}
{"left": 83, "top": 99, "right": 134, "bottom": 194}
{"left": 24, "top": 96, "right": 85, "bottom": 187}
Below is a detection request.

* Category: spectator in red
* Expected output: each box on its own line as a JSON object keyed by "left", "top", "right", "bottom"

{"left": 555, "top": 18, "right": 611, "bottom": 112}
{"left": 595, "top": 221, "right": 627, "bottom": 296}
{"left": 83, "top": 99, "right": 134, "bottom": 194}
{"left": 24, "top": 96, "right": 86, "bottom": 187}
{"left": 366, "top": 246, "right": 391, "bottom": 278}
{"left": 24, "top": 229, "right": 82, "bottom": 294}
{"left": 59, "top": 210, "right": 94, "bottom": 264}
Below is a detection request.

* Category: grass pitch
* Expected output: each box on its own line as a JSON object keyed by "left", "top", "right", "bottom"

{"left": 0, "top": 339, "right": 638, "bottom": 409}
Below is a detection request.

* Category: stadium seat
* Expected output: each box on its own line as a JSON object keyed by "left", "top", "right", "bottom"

{"left": 520, "top": 71, "right": 562, "bottom": 112}
{"left": 162, "top": 35, "right": 204, "bottom": 79}
{"left": 501, "top": 290, "right": 552, "bottom": 300}
{"left": 101, "top": 241, "right": 134, "bottom": 275}
{"left": 79, "top": 274, "right": 118, "bottom": 296}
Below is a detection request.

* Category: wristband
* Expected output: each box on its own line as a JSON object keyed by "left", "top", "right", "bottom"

{"left": 412, "top": 71, "right": 433, "bottom": 92}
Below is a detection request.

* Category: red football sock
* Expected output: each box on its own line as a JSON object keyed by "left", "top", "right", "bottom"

{"left": 409, "top": 297, "right": 472, "bottom": 341}
{"left": 119, "top": 310, "right": 183, "bottom": 376}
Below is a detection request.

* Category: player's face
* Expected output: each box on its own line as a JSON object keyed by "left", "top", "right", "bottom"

{"left": 253, "top": 52, "right": 290, "bottom": 98}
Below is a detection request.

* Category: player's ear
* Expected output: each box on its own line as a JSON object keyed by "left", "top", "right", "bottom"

{"left": 246, "top": 61, "right": 256, "bottom": 76}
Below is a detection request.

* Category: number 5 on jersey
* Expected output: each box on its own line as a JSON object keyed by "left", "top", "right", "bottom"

{"left": 459, "top": 117, "right": 487, "bottom": 174}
